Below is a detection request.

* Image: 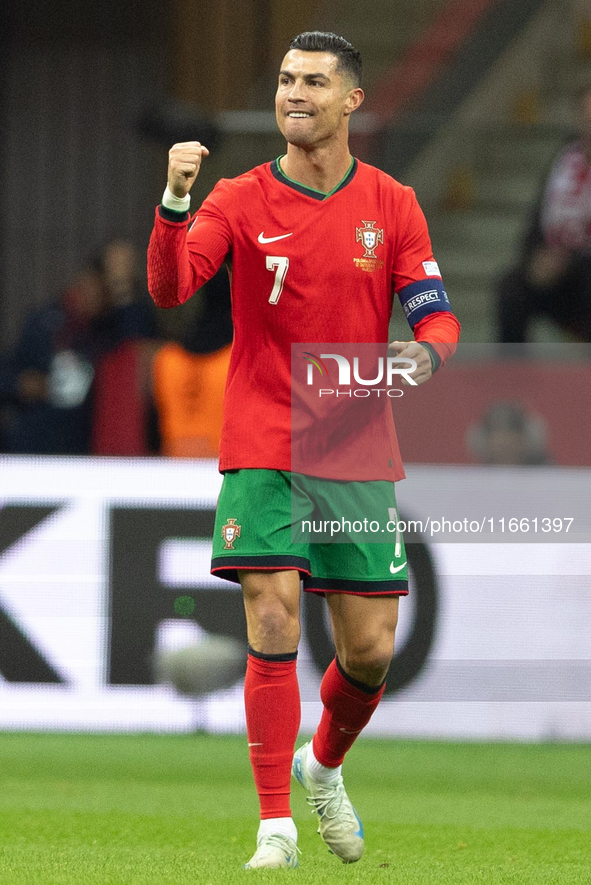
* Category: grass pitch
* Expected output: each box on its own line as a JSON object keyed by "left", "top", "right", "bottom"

{"left": 0, "top": 733, "right": 589, "bottom": 884}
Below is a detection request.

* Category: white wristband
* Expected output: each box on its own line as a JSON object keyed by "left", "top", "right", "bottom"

{"left": 162, "top": 185, "right": 191, "bottom": 212}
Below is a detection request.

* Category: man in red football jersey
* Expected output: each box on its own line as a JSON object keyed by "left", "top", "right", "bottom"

{"left": 148, "top": 31, "right": 460, "bottom": 869}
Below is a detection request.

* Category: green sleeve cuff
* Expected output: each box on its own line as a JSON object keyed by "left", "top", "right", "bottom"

{"left": 420, "top": 342, "right": 441, "bottom": 373}
{"left": 158, "top": 205, "right": 190, "bottom": 223}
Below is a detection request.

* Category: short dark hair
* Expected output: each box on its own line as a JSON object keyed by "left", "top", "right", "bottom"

{"left": 289, "top": 31, "right": 362, "bottom": 87}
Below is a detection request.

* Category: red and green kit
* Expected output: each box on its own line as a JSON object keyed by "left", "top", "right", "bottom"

{"left": 148, "top": 156, "right": 460, "bottom": 594}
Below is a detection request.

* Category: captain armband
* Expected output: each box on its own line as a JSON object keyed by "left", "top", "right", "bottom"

{"left": 398, "top": 278, "right": 452, "bottom": 328}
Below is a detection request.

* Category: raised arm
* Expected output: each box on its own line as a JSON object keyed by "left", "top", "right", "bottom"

{"left": 147, "top": 142, "right": 231, "bottom": 308}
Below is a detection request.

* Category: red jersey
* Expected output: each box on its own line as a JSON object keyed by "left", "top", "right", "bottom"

{"left": 148, "top": 158, "right": 460, "bottom": 479}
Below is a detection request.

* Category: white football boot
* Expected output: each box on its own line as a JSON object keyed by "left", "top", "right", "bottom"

{"left": 292, "top": 742, "right": 364, "bottom": 863}
{"left": 244, "top": 833, "right": 299, "bottom": 869}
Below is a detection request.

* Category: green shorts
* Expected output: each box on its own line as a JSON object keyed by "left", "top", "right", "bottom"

{"left": 211, "top": 469, "right": 408, "bottom": 596}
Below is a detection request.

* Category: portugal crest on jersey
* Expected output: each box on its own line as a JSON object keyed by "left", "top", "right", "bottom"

{"left": 222, "top": 518, "right": 241, "bottom": 549}
{"left": 355, "top": 221, "right": 385, "bottom": 271}
{"left": 356, "top": 220, "right": 384, "bottom": 258}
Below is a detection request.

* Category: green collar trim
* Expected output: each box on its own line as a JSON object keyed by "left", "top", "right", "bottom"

{"left": 271, "top": 156, "right": 357, "bottom": 200}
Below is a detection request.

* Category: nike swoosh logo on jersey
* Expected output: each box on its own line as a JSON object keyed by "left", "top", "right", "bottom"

{"left": 257, "top": 231, "right": 293, "bottom": 244}
{"left": 390, "top": 561, "right": 407, "bottom": 574}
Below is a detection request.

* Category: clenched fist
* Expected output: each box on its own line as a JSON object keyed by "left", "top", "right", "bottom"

{"left": 388, "top": 340, "right": 433, "bottom": 385}
{"left": 167, "top": 141, "right": 210, "bottom": 198}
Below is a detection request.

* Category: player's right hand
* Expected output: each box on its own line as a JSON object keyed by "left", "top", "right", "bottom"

{"left": 167, "top": 142, "right": 210, "bottom": 198}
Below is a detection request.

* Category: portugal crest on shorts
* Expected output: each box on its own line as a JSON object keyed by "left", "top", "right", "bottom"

{"left": 222, "top": 518, "right": 241, "bottom": 549}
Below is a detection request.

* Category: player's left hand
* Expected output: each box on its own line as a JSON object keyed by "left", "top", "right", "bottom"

{"left": 388, "top": 340, "right": 433, "bottom": 385}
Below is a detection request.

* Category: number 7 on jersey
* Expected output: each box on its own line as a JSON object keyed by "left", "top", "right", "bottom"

{"left": 266, "top": 256, "right": 289, "bottom": 304}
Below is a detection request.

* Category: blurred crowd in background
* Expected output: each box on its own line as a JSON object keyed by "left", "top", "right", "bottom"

{"left": 0, "top": 239, "right": 233, "bottom": 459}
{"left": 497, "top": 83, "right": 591, "bottom": 344}
{"left": 0, "top": 223, "right": 578, "bottom": 466}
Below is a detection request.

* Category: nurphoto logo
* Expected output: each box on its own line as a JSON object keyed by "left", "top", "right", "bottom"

{"left": 303, "top": 351, "right": 417, "bottom": 397}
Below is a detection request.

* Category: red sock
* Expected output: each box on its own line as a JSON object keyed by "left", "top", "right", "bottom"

{"left": 312, "top": 657, "right": 385, "bottom": 768}
{"left": 244, "top": 650, "right": 301, "bottom": 819}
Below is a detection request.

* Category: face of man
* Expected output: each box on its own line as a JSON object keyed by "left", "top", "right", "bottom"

{"left": 275, "top": 49, "right": 363, "bottom": 149}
